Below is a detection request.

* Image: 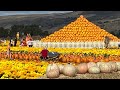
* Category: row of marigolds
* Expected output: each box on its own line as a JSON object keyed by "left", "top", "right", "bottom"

{"left": 0, "top": 60, "right": 49, "bottom": 79}
{"left": 0, "top": 46, "right": 120, "bottom": 55}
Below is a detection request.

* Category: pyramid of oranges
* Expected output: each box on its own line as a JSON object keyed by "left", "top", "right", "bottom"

{"left": 41, "top": 15, "right": 119, "bottom": 42}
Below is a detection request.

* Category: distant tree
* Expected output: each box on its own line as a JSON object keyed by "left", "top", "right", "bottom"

{"left": 43, "top": 31, "right": 49, "bottom": 36}
{"left": 0, "top": 27, "right": 8, "bottom": 38}
{"left": 0, "top": 24, "right": 50, "bottom": 38}
{"left": 118, "top": 30, "right": 120, "bottom": 38}
{"left": 110, "top": 31, "right": 116, "bottom": 36}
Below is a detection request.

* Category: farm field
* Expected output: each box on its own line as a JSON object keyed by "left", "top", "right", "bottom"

{"left": 0, "top": 14, "right": 120, "bottom": 79}
{"left": 0, "top": 46, "right": 120, "bottom": 79}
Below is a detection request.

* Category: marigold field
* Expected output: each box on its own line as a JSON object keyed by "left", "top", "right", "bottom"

{"left": 0, "top": 15, "right": 120, "bottom": 79}
{"left": 0, "top": 45, "right": 120, "bottom": 79}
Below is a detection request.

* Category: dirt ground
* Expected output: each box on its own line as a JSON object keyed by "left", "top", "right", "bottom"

{"left": 38, "top": 71, "right": 120, "bottom": 79}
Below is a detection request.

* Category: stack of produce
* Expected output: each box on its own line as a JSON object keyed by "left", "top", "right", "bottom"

{"left": 0, "top": 52, "right": 40, "bottom": 60}
{"left": 0, "top": 46, "right": 120, "bottom": 63}
{"left": 59, "top": 53, "right": 120, "bottom": 63}
{"left": 45, "top": 62, "right": 120, "bottom": 78}
{"left": 41, "top": 15, "right": 119, "bottom": 42}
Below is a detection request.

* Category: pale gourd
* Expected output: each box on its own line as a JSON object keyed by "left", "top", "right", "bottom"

{"left": 88, "top": 66, "right": 100, "bottom": 74}
{"left": 107, "top": 62, "right": 117, "bottom": 72}
{"left": 58, "top": 64, "right": 64, "bottom": 74}
{"left": 46, "top": 69, "right": 59, "bottom": 78}
{"left": 63, "top": 64, "right": 77, "bottom": 77}
{"left": 76, "top": 63, "right": 88, "bottom": 74}
{"left": 87, "top": 62, "right": 97, "bottom": 69}
{"left": 99, "top": 63, "right": 111, "bottom": 73}
{"left": 97, "top": 62, "right": 105, "bottom": 67}
{"left": 46, "top": 63, "right": 60, "bottom": 73}
{"left": 116, "top": 62, "right": 120, "bottom": 71}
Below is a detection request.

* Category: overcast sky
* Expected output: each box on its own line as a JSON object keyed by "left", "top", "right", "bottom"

{"left": 0, "top": 11, "right": 73, "bottom": 16}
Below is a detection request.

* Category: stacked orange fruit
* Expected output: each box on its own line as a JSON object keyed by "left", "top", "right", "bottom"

{"left": 41, "top": 15, "right": 119, "bottom": 42}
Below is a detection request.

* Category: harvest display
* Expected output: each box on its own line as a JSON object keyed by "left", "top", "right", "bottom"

{"left": 0, "top": 46, "right": 120, "bottom": 62}
{"left": 41, "top": 15, "right": 119, "bottom": 42}
{"left": 0, "top": 45, "right": 120, "bottom": 79}
{"left": 0, "top": 15, "right": 120, "bottom": 79}
{"left": 45, "top": 62, "right": 120, "bottom": 78}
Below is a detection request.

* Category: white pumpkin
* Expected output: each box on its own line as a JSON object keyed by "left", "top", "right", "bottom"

{"left": 88, "top": 66, "right": 100, "bottom": 74}
{"left": 46, "top": 63, "right": 60, "bottom": 73}
{"left": 97, "top": 62, "right": 105, "bottom": 67}
{"left": 58, "top": 64, "right": 64, "bottom": 74}
{"left": 87, "top": 62, "right": 97, "bottom": 69}
{"left": 116, "top": 62, "right": 120, "bottom": 71}
{"left": 63, "top": 64, "right": 77, "bottom": 77}
{"left": 76, "top": 63, "right": 88, "bottom": 74}
{"left": 107, "top": 62, "right": 117, "bottom": 72}
{"left": 99, "top": 63, "right": 111, "bottom": 73}
{"left": 46, "top": 69, "right": 59, "bottom": 78}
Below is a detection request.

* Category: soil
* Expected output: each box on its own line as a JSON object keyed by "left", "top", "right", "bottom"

{"left": 38, "top": 71, "right": 120, "bottom": 79}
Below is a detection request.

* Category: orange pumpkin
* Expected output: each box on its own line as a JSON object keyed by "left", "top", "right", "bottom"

{"left": 14, "top": 52, "right": 19, "bottom": 59}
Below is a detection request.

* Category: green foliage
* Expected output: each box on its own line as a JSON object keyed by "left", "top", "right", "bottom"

{"left": 0, "top": 25, "right": 49, "bottom": 38}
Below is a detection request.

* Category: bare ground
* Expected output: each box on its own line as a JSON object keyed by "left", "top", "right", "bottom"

{"left": 38, "top": 71, "right": 120, "bottom": 79}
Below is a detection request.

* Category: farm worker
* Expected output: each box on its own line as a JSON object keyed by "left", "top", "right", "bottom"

{"left": 27, "top": 39, "right": 33, "bottom": 47}
{"left": 7, "top": 43, "right": 11, "bottom": 59}
{"left": 26, "top": 34, "right": 30, "bottom": 43}
{"left": 21, "top": 39, "right": 27, "bottom": 46}
{"left": 26, "top": 34, "right": 33, "bottom": 46}
{"left": 27, "top": 35, "right": 33, "bottom": 47}
{"left": 9, "top": 38, "right": 12, "bottom": 46}
{"left": 16, "top": 32, "right": 19, "bottom": 40}
{"left": 40, "top": 47, "right": 49, "bottom": 60}
{"left": 14, "top": 37, "right": 17, "bottom": 46}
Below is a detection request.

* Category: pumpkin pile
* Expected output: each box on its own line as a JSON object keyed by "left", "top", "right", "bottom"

{"left": 46, "top": 61, "right": 120, "bottom": 78}
{"left": 59, "top": 53, "right": 120, "bottom": 63}
{"left": 41, "top": 15, "right": 119, "bottom": 42}
{"left": 1, "top": 47, "right": 120, "bottom": 63}
{"left": 0, "top": 52, "right": 40, "bottom": 60}
{"left": 46, "top": 63, "right": 77, "bottom": 78}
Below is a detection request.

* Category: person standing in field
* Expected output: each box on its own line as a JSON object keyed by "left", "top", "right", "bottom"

{"left": 26, "top": 34, "right": 33, "bottom": 47}
{"left": 26, "top": 34, "right": 30, "bottom": 42}
{"left": 28, "top": 35, "right": 33, "bottom": 47}
{"left": 14, "top": 37, "right": 17, "bottom": 46}
{"left": 40, "top": 47, "right": 49, "bottom": 60}
{"left": 16, "top": 32, "right": 19, "bottom": 40}
{"left": 21, "top": 39, "right": 27, "bottom": 46}
{"left": 7, "top": 43, "right": 11, "bottom": 59}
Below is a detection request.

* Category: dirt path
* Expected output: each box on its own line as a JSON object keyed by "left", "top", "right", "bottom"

{"left": 38, "top": 71, "right": 120, "bottom": 79}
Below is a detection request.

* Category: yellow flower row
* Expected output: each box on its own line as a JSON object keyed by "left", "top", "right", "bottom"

{"left": 0, "top": 59, "right": 49, "bottom": 79}
{"left": 0, "top": 46, "right": 120, "bottom": 55}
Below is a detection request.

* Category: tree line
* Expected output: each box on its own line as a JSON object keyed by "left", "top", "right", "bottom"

{"left": 0, "top": 25, "right": 49, "bottom": 38}
{"left": 0, "top": 24, "right": 120, "bottom": 39}
{"left": 110, "top": 30, "right": 120, "bottom": 38}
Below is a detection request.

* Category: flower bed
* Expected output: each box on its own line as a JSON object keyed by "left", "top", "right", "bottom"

{"left": 0, "top": 46, "right": 120, "bottom": 55}
{"left": 0, "top": 59, "right": 49, "bottom": 79}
